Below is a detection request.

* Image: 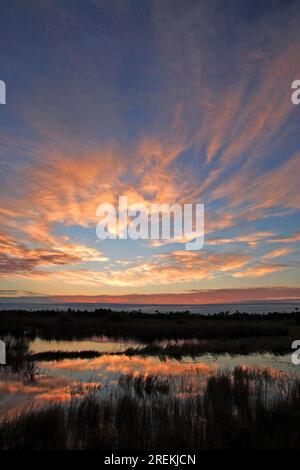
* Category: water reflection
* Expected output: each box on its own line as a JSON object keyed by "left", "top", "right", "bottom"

{"left": 30, "top": 336, "right": 141, "bottom": 354}
{"left": 1, "top": 335, "right": 299, "bottom": 420}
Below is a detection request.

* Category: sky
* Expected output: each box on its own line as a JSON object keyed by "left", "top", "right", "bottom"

{"left": 0, "top": 0, "right": 300, "bottom": 304}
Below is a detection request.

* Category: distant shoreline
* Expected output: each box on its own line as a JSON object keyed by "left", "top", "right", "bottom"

{"left": 1, "top": 300, "right": 300, "bottom": 315}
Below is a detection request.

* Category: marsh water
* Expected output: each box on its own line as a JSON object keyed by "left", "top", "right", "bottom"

{"left": 1, "top": 333, "right": 299, "bottom": 419}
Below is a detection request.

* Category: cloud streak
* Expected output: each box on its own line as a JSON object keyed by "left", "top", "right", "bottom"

{"left": 0, "top": 1, "right": 300, "bottom": 296}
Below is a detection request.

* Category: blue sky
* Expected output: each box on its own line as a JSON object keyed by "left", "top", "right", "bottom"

{"left": 0, "top": 0, "right": 300, "bottom": 303}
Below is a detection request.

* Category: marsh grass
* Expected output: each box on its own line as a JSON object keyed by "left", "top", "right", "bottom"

{"left": 1, "top": 309, "right": 296, "bottom": 357}
{"left": 1, "top": 335, "right": 38, "bottom": 383}
{"left": 122, "top": 339, "right": 287, "bottom": 358}
{"left": 119, "top": 373, "right": 172, "bottom": 396}
{"left": 1, "top": 367, "right": 300, "bottom": 450}
{"left": 27, "top": 350, "right": 102, "bottom": 361}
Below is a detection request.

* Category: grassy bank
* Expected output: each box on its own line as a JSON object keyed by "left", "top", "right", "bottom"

{"left": 1, "top": 368, "right": 300, "bottom": 450}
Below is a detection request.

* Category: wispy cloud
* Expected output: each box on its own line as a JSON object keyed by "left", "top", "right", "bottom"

{"left": 0, "top": 0, "right": 300, "bottom": 295}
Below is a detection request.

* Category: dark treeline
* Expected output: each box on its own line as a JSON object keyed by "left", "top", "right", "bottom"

{"left": 1, "top": 308, "right": 299, "bottom": 355}
{"left": 0, "top": 308, "right": 298, "bottom": 340}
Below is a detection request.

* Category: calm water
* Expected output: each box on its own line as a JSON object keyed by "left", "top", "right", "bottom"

{"left": 1, "top": 335, "right": 299, "bottom": 419}
{"left": 1, "top": 301, "right": 300, "bottom": 314}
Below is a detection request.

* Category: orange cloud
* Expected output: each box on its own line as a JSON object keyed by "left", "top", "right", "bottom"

{"left": 268, "top": 231, "right": 300, "bottom": 244}
{"left": 233, "top": 264, "right": 285, "bottom": 279}
{"left": 262, "top": 248, "right": 295, "bottom": 260}
{"left": 0, "top": 233, "right": 108, "bottom": 277}
{"left": 77, "top": 250, "right": 252, "bottom": 286}
{"left": 1, "top": 1, "right": 300, "bottom": 293}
